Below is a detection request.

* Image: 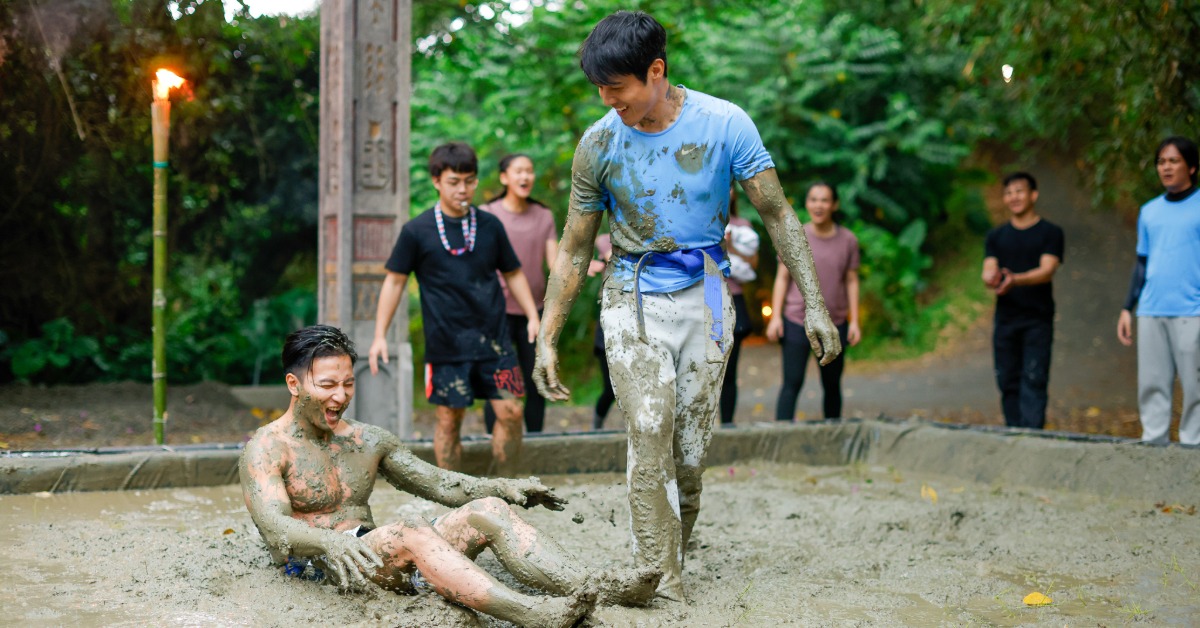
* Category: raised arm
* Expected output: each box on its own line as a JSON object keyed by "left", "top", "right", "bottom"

{"left": 379, "top": 438, "right": 566, "bottom": 511}
{"left": 741, "top": 168, "right": 842, "bottom": 364}
{"left": 238, "top": 436, "right": 382, "bottom": 585}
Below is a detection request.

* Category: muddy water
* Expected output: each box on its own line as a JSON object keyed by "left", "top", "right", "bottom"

{"left": 3, "top": 463, "right": 1197, "bottom": 627}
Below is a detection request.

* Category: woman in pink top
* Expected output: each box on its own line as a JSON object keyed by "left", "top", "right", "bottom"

{"left": 481, "top": 154, "right": 558, "bottom": 433}
{"left": 766, "top": 182, "right": 861, "bottom": 421}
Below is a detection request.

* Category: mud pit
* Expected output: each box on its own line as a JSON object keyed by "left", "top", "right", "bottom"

{"left": 5, "top": 458, "right": 1197, "bottom": 627}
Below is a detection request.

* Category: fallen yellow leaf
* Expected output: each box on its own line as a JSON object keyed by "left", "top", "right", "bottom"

{"left": 1085, "top": 406, "right": 1101, "bottom": 417}
{"left": 921, "top": 483, "right": 938, "bottom": 505}
{"left": 250, "top": 407, "right": 265, "bottom": 419}
{"left": 223, "top": 528, "right": 235, "bottom": 535}
{"left": 1023, "top": 591, "right": 1052, "bottom": 606}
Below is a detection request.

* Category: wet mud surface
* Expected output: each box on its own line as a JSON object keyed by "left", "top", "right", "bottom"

{"left": 4, "top": 462, "right": 1197, "bottom": 626}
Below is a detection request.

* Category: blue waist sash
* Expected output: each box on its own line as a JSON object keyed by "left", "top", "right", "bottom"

{"left": 619, "top": 244, "right": 728, "bottom": 351}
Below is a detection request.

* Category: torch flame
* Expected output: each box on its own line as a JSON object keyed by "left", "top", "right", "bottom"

{"left": 153, "top": 69, "right": 186, "bottom": 100}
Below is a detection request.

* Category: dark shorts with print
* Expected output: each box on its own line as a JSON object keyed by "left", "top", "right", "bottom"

{"left": 425, "top": 354, "right": 525, "bottom": 408}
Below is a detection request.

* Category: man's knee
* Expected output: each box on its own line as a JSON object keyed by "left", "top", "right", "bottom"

{"left": 491, "top": 399, "right": 522, "bottom": 421}
{"left": 436, "top": 410, "right": 464, "bottom": 430}
{"left": 676, "top": 465, "right": 704, "bottom": 503}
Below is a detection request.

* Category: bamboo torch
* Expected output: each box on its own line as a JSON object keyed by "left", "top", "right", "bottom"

{"left": 151, "top": 68, "right": 185, "bottom": 446}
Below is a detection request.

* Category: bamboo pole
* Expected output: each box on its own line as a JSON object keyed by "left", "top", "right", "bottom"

{"left": 151, "top": 96, "right": 169, "bottom": 445}
{"left": 150, "top": 69, "right": 184, "bottom": 446}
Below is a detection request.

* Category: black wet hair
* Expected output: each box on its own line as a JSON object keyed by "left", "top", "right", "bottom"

{"left": 1002, "top": 171, "right": 1038, "bottom": 191}
{"left": 429, "top": 142, "right": 478, "bottom": 178}
{"left": 485, "top": 153, "right": 545, "bottom": 206}
{"left": 281, "top": 325, "right": 357, "bottom": 380}
{"left": 807, "top": 181, "right": 840, "bottom": 202}
{"left": 579, "top": 11, "right": 668, "bottom": 86}
{"left": 1157, "top": 136, "right": 1199, "bottom": 184}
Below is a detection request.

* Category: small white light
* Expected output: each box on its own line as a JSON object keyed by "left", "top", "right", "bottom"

{"left": 1002, "top": 64, "right": 1014, "bottom": 83}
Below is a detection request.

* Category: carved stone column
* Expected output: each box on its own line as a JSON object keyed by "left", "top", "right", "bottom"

{"left": 319, "top": 0, "right": 413, "bottom": 436}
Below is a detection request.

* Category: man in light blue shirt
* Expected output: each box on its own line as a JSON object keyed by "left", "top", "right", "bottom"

{"left": 1117, "top": 135, "right": 1200, "bottom": 444}
{"left": 534, "top": 10, "right": 840, "bottom": 601}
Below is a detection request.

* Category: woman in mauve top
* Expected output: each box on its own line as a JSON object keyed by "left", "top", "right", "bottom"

{"left": 481, "top": 154, "right": 558, "bottom": 433}
{"left": 767, "top": 182, "right": 861, "bottom": 421}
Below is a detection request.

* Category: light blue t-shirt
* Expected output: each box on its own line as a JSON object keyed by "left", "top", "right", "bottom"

{"left": 1136, "top": 190, "right": 1200, "bottom": 316}
{"left": 571, "top": 87, "right": 775, "bottom": 292}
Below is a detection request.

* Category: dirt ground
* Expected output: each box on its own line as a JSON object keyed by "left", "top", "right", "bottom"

{"left": 4, "top": 461, "right": 1197, "bottom": 626}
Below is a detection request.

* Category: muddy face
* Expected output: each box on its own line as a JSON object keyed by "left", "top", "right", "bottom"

{"left": 289, "top": 355, "right": 355, "bottom": 436}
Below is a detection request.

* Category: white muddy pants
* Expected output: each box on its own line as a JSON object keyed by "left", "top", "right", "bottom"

{"left": 600, "top": 278, "right": 734, "bottom": 601}
{"left": 1137, "top": 316, "right": 1200, "bottom": 445}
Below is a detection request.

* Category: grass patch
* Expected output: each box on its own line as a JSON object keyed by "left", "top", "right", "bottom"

{"left": 853, "top": 238, "right": 990, "bottom": 363}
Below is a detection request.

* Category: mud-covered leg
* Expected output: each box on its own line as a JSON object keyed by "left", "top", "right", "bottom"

{"left": 365, "top": 517, "right": 594, "bottom": 628}
{"left": 674, "top": 282, "right": 733, "bottom": 550}
{"left": 602, "top": 287, "right": 687, "bottom": 601}
{"left": 436, "top": 498, "right": 662, "bottom": 607}
{"left": 488, "top": 398, "right": 523, "bottom": 477}
{"left": 434, "top": 406, "right": 465, "bottom": 470}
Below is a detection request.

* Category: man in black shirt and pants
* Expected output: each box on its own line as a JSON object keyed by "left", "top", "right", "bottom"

{"left": 370, "top": 143, "right": 541, "bottom": 473}
{"left": 982, "top": 172, "right": 1065, "bottom": 429}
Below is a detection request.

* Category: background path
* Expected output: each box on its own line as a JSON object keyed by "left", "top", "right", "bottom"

{"left": 732, "top": 158, "right": 1142, "bottom": 435}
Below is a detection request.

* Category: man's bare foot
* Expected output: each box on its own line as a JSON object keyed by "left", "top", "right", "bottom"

{"left": 526, "top": 586, "right": 598, "bottom": 628}
{"left": 590, "top": 566, "right": 663, "bottom": 607}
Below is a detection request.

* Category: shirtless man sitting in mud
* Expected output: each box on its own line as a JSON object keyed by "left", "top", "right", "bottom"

{"left": 240, "top": 325, "right": 659, "bottom": 628}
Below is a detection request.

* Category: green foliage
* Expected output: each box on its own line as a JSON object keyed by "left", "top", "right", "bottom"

{"left": 409, "top": 1, "right": 985, "bottom": 354}
{"left": 892, "top": 1, "right": 1200, "bottom": 207}
{"left": 3, "top": 319, "right": 105, "bottom": 383}
{"left": 0, "top": 0, "right": 320, "bottom": 383}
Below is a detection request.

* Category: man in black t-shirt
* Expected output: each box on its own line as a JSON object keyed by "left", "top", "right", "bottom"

{"left": 369, "top": 143, "right": 541, "bottom": 472}
{"left": 981, "top": 172, "right": 1065, "bottom": 429}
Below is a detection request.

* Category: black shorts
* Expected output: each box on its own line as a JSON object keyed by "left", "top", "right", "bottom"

{"left": 425, "top": 354, "right": 524, "bottom": 408}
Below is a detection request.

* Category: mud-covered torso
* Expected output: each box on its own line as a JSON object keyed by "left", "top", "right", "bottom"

{"left": 278, "top": 425, "right": 383, "bottom": 530}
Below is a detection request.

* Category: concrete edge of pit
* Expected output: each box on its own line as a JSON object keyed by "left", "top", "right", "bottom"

{"left": 1, "top": 419, "right": 1196, "bottom": 502}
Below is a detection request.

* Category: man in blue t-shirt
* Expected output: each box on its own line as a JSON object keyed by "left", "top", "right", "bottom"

{"left": 1117, "top": 136, "right": 1200, "bottom": 445}
{"left": 533, "top": 11, "right": 840, "bottom": 602}
{"left": 982, "top": 172, "right": 1065, "bottom": 430}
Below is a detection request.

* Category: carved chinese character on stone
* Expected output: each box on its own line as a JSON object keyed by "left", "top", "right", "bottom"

{"left": 360, "top": 120, "right": 391, "bottom": 190}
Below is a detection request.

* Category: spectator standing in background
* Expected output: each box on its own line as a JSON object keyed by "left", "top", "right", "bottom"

{"left": 482, "top": 154, "right": 558, "bottom": 434}
{"left": 982, "top": 171, "right": 1064, "bottom": 430}
{"left": 369, "top": 143, "right": 538, "bottom": 472}
{"left": 720, "top": 188, "right": 759, "bottom": 426}
{"left": 1117, "top": 136, "right": 1200, "bottom": 445}
{"left": 768, "top": 182, "right": 860, "bottom": 421}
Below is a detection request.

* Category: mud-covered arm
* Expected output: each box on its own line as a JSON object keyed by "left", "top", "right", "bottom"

{"left": 238, "top": 436, "right": 381, "bottom": 583}
{"left": 741, "top": 168, "right": 842, "bottom": 364}
{"left": 379, "top": 440, "right": 566, "bottom": 511}
{"left": 534, "top": 148, "right": 605, "bottom": 400}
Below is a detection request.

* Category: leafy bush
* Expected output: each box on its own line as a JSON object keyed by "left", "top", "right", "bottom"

{"left": 2, "top": 319, "right": 105, "bottom": 384}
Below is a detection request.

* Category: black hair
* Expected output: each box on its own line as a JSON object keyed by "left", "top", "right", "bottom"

{"left": 485, "top": 153, "right": 545, "bottom": 206}
{"left": 807, "top": 181, "right": 840, "bottom": 202}
{"left": 579, "top": 11, "right": 668, "bottom": 86}
{"left": 281, "top": 325, "right": 357, "bottom": 380}
{"left": 1001, "top": 171, "right": 1038, "bottom": 191}
{"left": 429, "top": 142, "right": 478, "bottom": 178}
{"left": 1157, "top": 136, "right": 1199, "bottom": 184}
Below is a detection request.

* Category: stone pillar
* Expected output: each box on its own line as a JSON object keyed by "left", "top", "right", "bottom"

{"left": 319, "top": 0, "right": 413, "bottom": 436}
